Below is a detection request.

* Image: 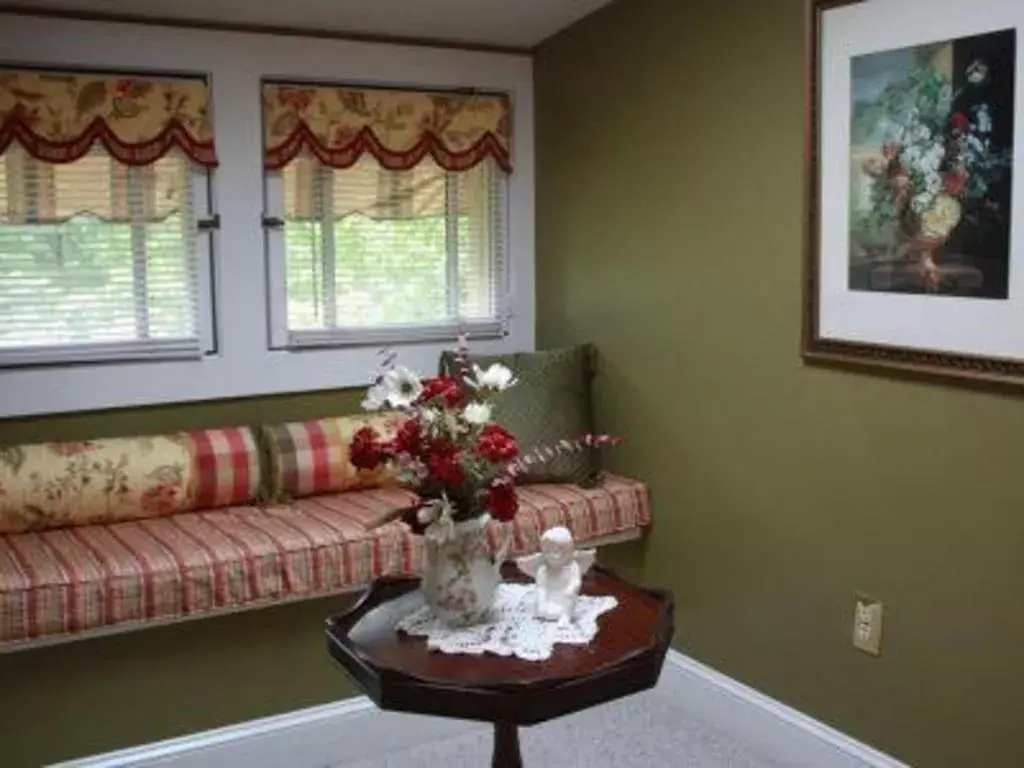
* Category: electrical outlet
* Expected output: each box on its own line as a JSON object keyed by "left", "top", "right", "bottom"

{"left": 852, "top": 593, "right": 883, "bottom": 656}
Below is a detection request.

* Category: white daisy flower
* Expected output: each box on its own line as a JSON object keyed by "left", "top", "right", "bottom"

{"left": 966, "top": 59, "right": 988, "bottom": 85}
{"left": 470, "top": 363, "right": 516, "bottom": 391}
{"left": 911, "top": 191, "right": 935, "bottom": 214}
{"left": 920, "top": 147, "right": 943, "bottom": 173}
{"left": 939, "top": 84, "right": 953, "bottom": 112}
{"left": 361, "top": 383, "right": 388, "bottom": 411}
{"left": 975, "top": 104, "right": 993, "bottom": 134}
{"left": 382, "top": 366, "right": 423, "bottom": 408}
{"left": 417, "top": 504, "right": 440, "bottom": 525}
{"left": 463, "top": 402, "right": 493, "bottom": 425}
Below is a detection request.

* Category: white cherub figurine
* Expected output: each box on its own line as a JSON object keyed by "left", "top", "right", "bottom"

{"left": 516, "top": 526, "right": 596, "bottom": 627}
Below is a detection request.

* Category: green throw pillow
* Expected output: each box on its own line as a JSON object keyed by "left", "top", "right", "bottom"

{"left": 441, "top": 344, "right": 599, "bottom": 487}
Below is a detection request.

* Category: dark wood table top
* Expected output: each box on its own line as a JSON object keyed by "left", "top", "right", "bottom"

{"left": 325, "top": 565, "right": 674, "bottom": 726}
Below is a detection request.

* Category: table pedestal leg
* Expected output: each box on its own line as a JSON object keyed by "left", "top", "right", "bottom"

{"left": 492, "top": 722, "right": 522, "bottom": 768}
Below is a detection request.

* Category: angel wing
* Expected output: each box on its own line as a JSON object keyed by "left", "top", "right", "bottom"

{"left": 574, "top": 548, "right": 597, "bottom": 575}
{"left": 515, "top": 552, "right": 544, "bottom": 579}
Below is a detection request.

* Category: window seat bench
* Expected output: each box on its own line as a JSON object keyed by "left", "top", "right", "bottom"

{"left": 0, "top": 474, "right": 650, "bottom": 651}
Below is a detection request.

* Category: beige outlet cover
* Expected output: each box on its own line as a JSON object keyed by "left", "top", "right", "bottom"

{"left": 853, "top": 595, "right": 883, "bottom": 656}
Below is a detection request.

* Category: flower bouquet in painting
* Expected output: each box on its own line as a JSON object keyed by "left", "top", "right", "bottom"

{"left": 350, "top": 339, "right": 617, "bottom": 627}
{"left": 849, "top": 30, "right": 1015, "bottom": 296}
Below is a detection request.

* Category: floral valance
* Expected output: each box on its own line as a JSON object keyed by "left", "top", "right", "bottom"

{"left": 0, "top": 69, "right": 217, "bottom": 168}
{"left": 263, "top": 83, "right": 511, "bottom": 173}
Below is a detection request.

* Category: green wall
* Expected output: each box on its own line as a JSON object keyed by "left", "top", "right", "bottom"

{"left": 0, "top": 595, "right": 359, "bottom": 766}
{"left": 0, "top": 384, "right": 645, "bottom": 766}
{"left": 0, "top": 388, "right": 368, "bottom": 767}
{"left": 5, "top": 0, "right": 1024, "bottom": 763}
{"left": 535, "top": 1, "right": 1024, "bottom": 766}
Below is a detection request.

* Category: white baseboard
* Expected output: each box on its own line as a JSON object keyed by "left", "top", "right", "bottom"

{"left": 55, "top": 650, "right": 907, "bottom": 768}
{"left": 663, "top": 650, "right": 908, "bottom": 768}
{"left": 50, "top": 697, "right": 485, "bottom": 768}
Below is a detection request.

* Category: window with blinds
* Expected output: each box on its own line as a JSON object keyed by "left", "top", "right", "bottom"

{"left": 0, "top": 68, "right": 218, "bottom": 368}
{"left": 0, "top": 145, "right": 213, "bottom": 365}
{"left": 266, "top": 154, "right": 507, "bottom": 347}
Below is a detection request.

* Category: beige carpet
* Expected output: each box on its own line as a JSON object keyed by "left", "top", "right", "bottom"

{"left": 337, "top": 679, "right": 778, "bottom": 768}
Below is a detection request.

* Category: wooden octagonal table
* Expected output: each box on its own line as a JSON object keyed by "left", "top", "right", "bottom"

{"left": 325, "top": 565, "right": 674, "bottom": 767}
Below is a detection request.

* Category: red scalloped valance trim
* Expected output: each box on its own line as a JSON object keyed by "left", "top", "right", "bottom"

{"left": 0, "top": 111, "right": 218, "bottom": 168}
{"left": 264, "top": 123, "right": 511, "bottom": 173}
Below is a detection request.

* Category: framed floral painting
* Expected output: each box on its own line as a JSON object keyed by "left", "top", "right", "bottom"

{"left": 804, "top": 0, "right": 1024, "bottom": 388}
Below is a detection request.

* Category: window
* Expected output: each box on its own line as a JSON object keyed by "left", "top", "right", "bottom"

{"left": 267, "top": 155, "right": 506, "bottom": 347}
{"left": 0, "top": 147, "right": 213, "bottom": 365}
{"left": 262, "top": 83, "right": 513, "bottom": 348}
{"left": 0, "top": 69, "right": 218, "bottom": 367}
{"left": 0, "top": 18, "right": 532, "bottom": 419}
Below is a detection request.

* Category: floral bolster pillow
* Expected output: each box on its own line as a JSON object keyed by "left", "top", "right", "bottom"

{"left": 260, "top": 414, "right": 400, "bottom": 501}
{"left": 0, "top": 427, "right": 260, "bottom": 534}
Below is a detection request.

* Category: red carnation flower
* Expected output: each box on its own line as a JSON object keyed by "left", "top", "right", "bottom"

{"left": 477, "top": 424, "right": 518, "bottom": 463}
{"left": 349, "top": 426, "right": 384, "bottom": 470}
{"left": 426, "top": 450, "right": 465, "bottom": 487}
{"left": 418, "top": 376, "right": 465, "bottom": 407}
{"left": 950, "top": 111, "right": 970, "bottom": 133}
{"left": 944, "top": 168, "right": 969, "bottom": 197}
{"left": 485, "top": 478, "right": 518, "bottom": 522}
{"left": 418, "top": 377, "right": 446, "bottom": 402}
{"left": 391, "top": 418, "right": 423, "bottom": 456}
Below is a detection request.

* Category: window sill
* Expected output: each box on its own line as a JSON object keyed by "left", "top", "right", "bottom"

{"left": 0, "top": 333, "right": 531, "bottom": 419}
{"left": 0, "top": 339, "right": 205, "bottom": 369}
{"left": 282, "top": 320, "right": 505, "bottom": 350}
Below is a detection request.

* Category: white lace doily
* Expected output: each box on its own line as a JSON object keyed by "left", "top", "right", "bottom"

{"left": 396, "top": 583, "right": 618, "bottom": 661}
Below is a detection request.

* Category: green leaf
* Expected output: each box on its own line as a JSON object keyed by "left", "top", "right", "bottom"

{"left": 75, "top": 80, "right": 108, "bottom": 116}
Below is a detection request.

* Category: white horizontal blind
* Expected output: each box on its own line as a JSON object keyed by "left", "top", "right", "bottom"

{"left": 0, "top": 145, "right": 212, "bottom": 365}
{"left": 271, "top": 154, "right": 507, "bottom": 347}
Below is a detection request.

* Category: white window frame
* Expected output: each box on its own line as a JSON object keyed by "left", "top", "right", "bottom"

{"left": 264, "top": 161, "right": 510, "bottom": 349}
{"left": 0, "top": 14, "right": 535, "bottom": 418}
{"left": 0, "top": 170, "right": 215, "bottom": 368}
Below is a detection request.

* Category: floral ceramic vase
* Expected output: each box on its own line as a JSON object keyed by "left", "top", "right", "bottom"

{"left": 421, "top": 514, "right": 509, "bottom": 627}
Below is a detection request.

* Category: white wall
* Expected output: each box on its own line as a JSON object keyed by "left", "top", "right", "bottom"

{"left": 0, "top": 15, "right": 535, "bottom": 418}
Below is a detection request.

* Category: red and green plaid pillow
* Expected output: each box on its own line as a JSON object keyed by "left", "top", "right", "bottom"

{"left": 260, "top": 414, "right": 399, "bottom": 501}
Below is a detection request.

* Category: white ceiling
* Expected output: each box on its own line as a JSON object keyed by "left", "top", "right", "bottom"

{"left": 16, "top": 0, "right": 615, "bottom": 48}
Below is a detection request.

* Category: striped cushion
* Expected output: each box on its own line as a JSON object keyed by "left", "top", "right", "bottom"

{"left": 0, "top": 474, "right": 650, "bottom": 646}
{"left": 261, "top": 414, "right": 399, "bottom": 500}
{"left": 493, "top": 474, "right": 652, "bottom": 555}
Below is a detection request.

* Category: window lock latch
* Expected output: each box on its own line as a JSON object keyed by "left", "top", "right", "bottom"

{"left": 262, "top": 215, "right": 285, "bottom": 229}
{"left": 197, "top": 214, "right": 221, "bottom": 231}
